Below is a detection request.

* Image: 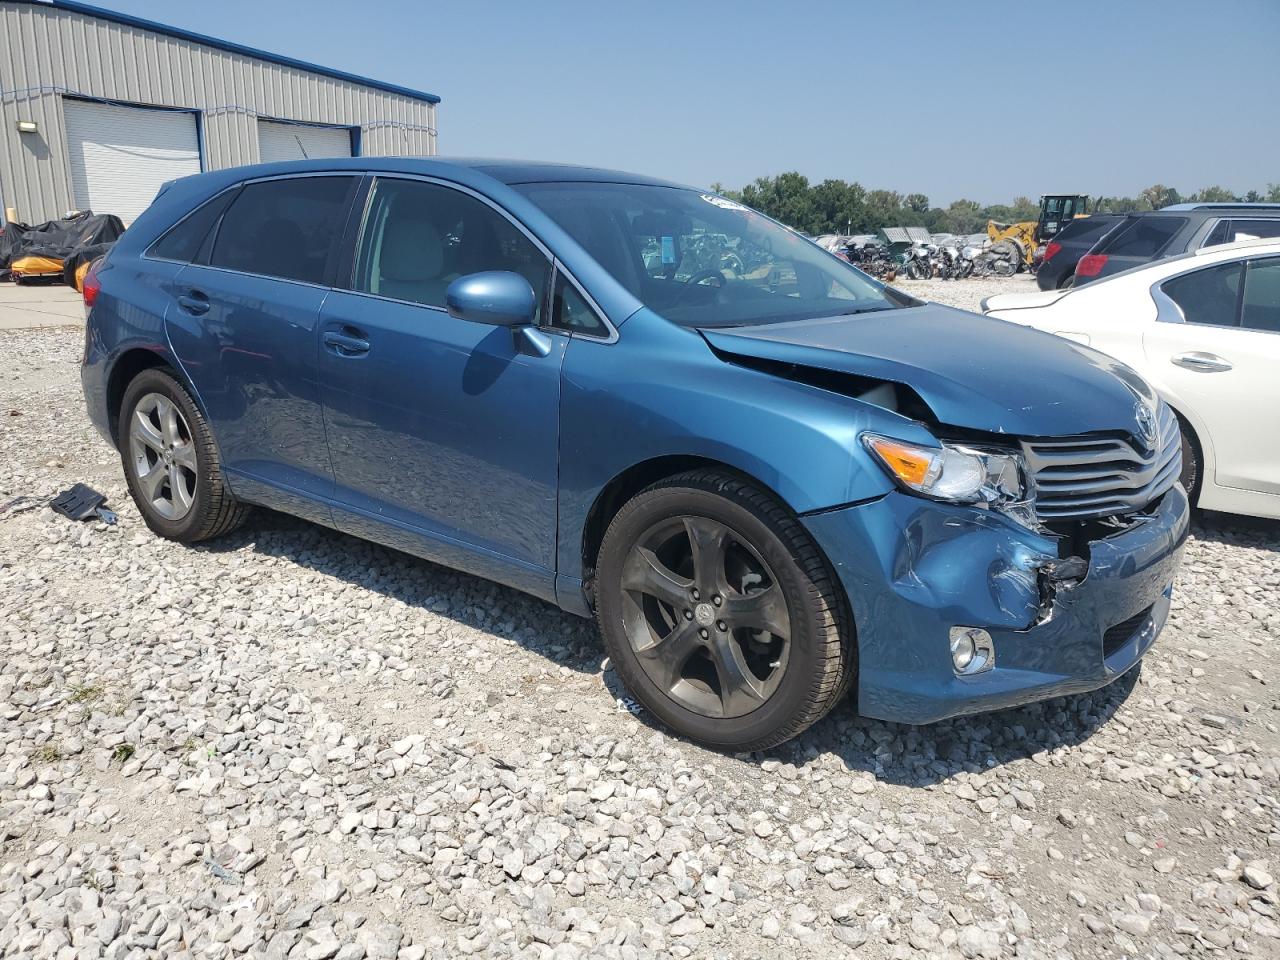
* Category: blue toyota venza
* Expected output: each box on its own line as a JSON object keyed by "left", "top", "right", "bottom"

{"left": 81, "top": 159, "right": 1189, "bottom": 750}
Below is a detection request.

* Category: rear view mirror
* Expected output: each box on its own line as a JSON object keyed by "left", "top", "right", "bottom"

{"left": 446, "top": 271, "right": 536, "bottom": 328}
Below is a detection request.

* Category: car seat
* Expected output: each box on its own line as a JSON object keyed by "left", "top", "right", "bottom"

{"left": 376, "top": 214, "right": 448, "bottom": 306}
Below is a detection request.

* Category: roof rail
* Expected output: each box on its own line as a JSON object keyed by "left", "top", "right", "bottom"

{"left": 1161, "top": 202, "right": 1280, "bottom": 211}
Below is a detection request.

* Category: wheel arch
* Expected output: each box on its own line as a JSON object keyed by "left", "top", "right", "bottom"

{"left": 579, "top": 455, "right": 837, "bottom": 609}
{"left": 1165, "top": 400, "right": 1207, "bottom": 505}
{"left": 105, "top": 347, "right": 194, "bottom": 444}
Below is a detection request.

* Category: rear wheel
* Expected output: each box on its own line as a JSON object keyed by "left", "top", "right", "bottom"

{"left": 118, "top": 368, "right": 250, "bottom": 542}
{"left": 595, "top": 470, "right": 854, "bottom": 751}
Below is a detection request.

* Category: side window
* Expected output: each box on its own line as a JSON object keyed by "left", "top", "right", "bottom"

{"left": 1104, "top": 217, "right": 1187, "bottom": 257}
{"left": 1160, "top": 261, "right": 1243, "bottom": 327}
{"left": 210, "top": 176, "right": 356, "bottom": 285}
{"left": 1224, "top": 219, "right": 1280, "bottom": 243}
{"left": 149, "top": 189, "right": 237, "bottom": 263}
{"left": 353, "top": 178, "right": 550, "bottom": 317}
{"left": 551, "top": 271, "right": 607, "bottom": 336}
{"left": 1201, "top": 220, "right": 1231, "bottom": 248}
{"left": 1241, "top": 257, "right": 1280, "bottom": 333}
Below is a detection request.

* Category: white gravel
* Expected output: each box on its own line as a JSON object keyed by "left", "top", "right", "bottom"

{"left": 892, "top": 274, "right": 1041, "bottom": 314}
{"left": 1, "top": 288, "right": 1278, "bottom": 959}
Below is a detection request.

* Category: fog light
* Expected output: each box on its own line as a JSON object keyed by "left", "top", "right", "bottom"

{"left": 949, "top": 627, "right": 994, "bottom": 676}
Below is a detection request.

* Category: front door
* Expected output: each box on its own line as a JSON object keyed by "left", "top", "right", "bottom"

{"left": 317, "top": 176, "right": 564, "bottom": 599}
{"left": 1145, "top": 256, "right": 1280, "bottom": 496}
{"left": 165, "top": 174, "right": 360, "bottom": 523}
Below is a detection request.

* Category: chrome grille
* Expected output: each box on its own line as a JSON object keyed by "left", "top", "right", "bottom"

{"left": 1021, "top": 403, "right": 1181, "bottom": 522}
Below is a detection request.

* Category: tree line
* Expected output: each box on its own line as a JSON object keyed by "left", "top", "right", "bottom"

{"left": 710, "top": 174, "right": 1280, "bottom": 237}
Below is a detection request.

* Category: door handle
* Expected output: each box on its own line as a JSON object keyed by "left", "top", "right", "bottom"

{"left": 177, "top": 291, "right": 209, "bottom": 315}
{"left": 323, "top": 329, "right": 371, "bottom": 357}
{"left": 1172, "top": 351, "right": 1232, "bottom": 373}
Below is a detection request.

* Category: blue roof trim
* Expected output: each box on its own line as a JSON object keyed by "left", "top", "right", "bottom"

{"left": 20, "top": 0, "right": 441, "bottom": 104}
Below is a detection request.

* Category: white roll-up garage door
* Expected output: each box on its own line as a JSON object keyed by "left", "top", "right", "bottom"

{"left": 63, "top": 100, "right": 202, "bottom": 224}
{"left": 258, "top": 121, "right": 353, "bottom": 163}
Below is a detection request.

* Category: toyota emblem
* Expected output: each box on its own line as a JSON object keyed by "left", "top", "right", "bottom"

{"left": 1135, "top": 402, "right": 1158, "bottom": 451}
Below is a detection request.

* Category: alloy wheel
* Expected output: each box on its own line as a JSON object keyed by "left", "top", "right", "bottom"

{"left": 619, "top": 515, "right": 792, "bottom": 719}
{"left": 128, "top": 392, "right": 198, "bottom": 521}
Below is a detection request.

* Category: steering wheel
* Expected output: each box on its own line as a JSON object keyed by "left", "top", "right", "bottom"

{"left": 674, "top": 268, "right": 727, "bottom": 303}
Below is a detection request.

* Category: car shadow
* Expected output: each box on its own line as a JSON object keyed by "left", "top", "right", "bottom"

{"left": 751, "top": 667, "right": 1139, "bottom": 788}
{"left": 192, "top": 508, "right": 604, "bottom": 675}
{"left": 199, "top": 507, "right": 1142, "bottom": 788}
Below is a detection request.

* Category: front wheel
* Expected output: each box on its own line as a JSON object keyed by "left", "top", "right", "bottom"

{"left": 595, "top": 470, "right": 854, "bottom": 751}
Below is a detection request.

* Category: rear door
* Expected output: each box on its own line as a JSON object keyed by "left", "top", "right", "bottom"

{"left": 1143, "top": 256, "right": 1280, "bottom": 495}
{"left": 165, "top": 174, "right": 360, "bottom": 522}
{"left": 317, "top": 176, "right": 565, "bottom": 597}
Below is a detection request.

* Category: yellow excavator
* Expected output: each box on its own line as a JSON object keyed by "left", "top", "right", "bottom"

{"left": 987, "top": 194, "right": 1090, "bottom": 272}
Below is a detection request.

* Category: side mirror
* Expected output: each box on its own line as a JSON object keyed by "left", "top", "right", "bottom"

{"left": 445, "top": 271, "right": 536, "bottom": 328}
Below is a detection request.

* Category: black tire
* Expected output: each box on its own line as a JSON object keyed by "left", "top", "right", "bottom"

{"left": 595, "top": 470, "right": 854, "bottom": 751}
{"left": 1057, "top": 273, "right": 1075, "bottom": 290}
{"left": 1175, "top": 412, "right": 1201, "bottom": 505}
{"left": 118, "top": 367, "right": 250, "bottom": 542}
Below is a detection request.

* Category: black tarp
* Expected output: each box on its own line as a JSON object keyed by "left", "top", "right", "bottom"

{"left": 1, "top": 211, "right": 125, "bottom": 281}
{"left": 0, "top": 222, "right": 32, "bottom": 277}
{"left": 63, "top": 241, "right": 115, "bottom": 290}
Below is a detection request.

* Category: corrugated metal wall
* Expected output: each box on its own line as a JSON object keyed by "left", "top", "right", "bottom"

{"left": 0, "top": 2, "right": 437, "bottom": 223}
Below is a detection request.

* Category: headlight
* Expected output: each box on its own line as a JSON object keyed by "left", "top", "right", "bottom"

{"left": 863, "top": 434, "right": 1035, "bottom": 524}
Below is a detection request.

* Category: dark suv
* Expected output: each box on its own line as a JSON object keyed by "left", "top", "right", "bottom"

{"left": 1073, "top": 204, "right": 1280, "bottom": 285}
{"left": 1036, "top": 215, "right": 1122, "bottom": 290}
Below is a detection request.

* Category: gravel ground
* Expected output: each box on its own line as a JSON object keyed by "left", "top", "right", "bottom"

{"left": 891, "top": 274, "right": 1041, "bottom": 314}
{"left": 2, "top": 281, "right": 1278, "bottom": 960}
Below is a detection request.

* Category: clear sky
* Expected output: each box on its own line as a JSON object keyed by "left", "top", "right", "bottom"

{"left": 90, "top": 0, "right": 1278, "bottom": 205}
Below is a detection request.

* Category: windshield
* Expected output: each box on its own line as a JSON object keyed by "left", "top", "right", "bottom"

{"left": 514, "top": 182, "right": 904, "bottom": 327}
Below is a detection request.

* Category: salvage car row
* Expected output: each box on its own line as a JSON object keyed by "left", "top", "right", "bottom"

{"left": 1035, "top": 202, "right": 1280, "bottom": 290}
{"left": 79, "top": 157, "right": 1273, "bottom": 752}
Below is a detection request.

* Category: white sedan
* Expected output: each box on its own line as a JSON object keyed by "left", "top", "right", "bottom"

{"left": 983, "top": 239, "right": 1280, "bottom": 520}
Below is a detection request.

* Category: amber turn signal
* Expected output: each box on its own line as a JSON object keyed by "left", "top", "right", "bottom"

{"left": 863, "top": 435, "right": 938, "bottom": 488}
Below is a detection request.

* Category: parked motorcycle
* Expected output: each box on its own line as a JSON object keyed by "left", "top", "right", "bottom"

{"left": 844, "top": 243, "right": 897, "bottom": 281}
{"left": 902, "top": 243, "right": 934, "bottom": 279}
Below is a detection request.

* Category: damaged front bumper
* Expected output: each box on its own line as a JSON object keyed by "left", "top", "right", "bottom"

{"left": 803, "top": 484, "right": 1189, "bottom": 725}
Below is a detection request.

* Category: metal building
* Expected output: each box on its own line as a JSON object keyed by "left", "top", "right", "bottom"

{"left": 0, "top": 0, "right": 439, "bottom": 224}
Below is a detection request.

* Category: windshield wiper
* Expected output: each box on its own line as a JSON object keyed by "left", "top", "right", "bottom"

{"left": 833, "top": 305, "right": 894, "bottom": 317}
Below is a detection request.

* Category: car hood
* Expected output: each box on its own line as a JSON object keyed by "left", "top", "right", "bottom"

{"left": 700, "top": 303, "right": 1153, "bottom": 438}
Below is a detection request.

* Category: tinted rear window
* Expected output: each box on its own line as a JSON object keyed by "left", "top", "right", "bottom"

{"left": 210, "top": 176, "right": 357, "bottom": 285}
{"left": 1223, "top": 219, "right": 1280, "bottom": 243}
{"left": 149, "top": 189, "right": 237, "bottom": 263}
{"left": 1100, "top": 217, "right": 1187, "bottom": 257}
{"left": 1242, "top": 257, "right": 1280, "bottom": 332}
{"left": 1053, "top": 216, "right": 1119, "bottom": 245}
{"left": 1161, "top": 261, "right": 1243, "bottom": 327}
{"left": 1202, "top": 218, "right": 1280, "bottom": 248}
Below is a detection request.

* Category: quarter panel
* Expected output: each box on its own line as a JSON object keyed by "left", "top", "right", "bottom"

{"left": 83, "top": 253, "right": 189, "bottom": 442}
